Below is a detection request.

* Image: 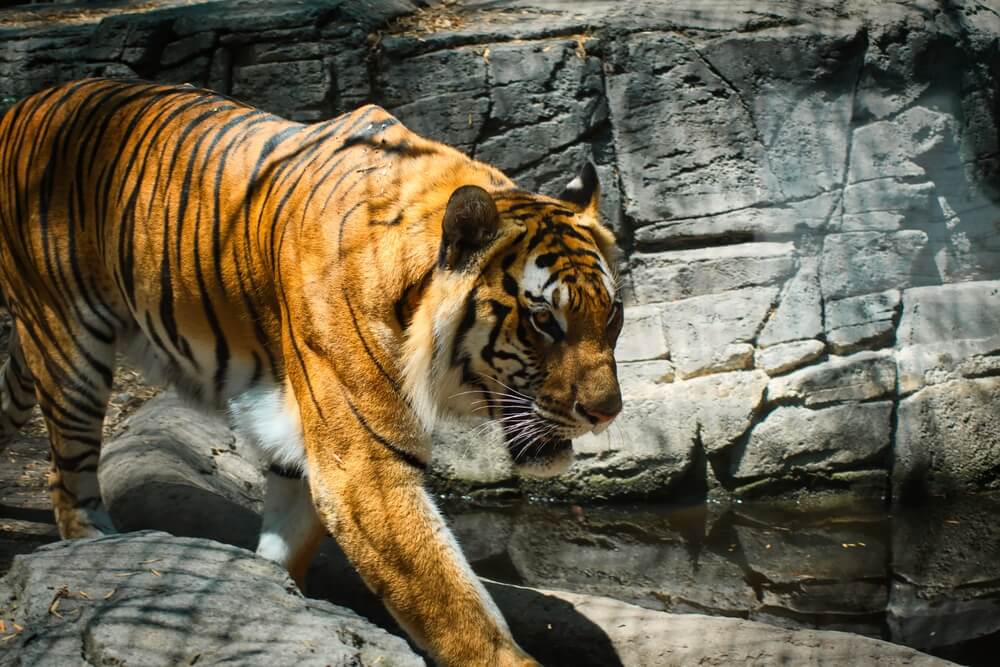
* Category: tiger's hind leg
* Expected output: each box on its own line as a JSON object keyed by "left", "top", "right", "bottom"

{"left": 15, "top": 316, "right": 116, "bottom": 538}
{"left": 0, "top": 326, "right": 38, "bottom": 449}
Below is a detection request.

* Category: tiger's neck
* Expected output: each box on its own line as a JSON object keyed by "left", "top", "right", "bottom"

{"left": 272, "top": 109, "right": 512, "bottom": 434}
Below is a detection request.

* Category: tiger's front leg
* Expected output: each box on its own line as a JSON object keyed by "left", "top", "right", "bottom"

{"left": 307, "top": 440, "right": 537, "bottom": 667}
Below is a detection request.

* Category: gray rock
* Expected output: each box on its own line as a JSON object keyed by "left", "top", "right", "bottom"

{"left": 99, "top": 392, "right": 265, "bottom": 550}
{"left": 579, "top": 370, "right": 767, "bottom": 458}
{"left": 757, "top": 256, "right": 824, "bottom": 347}
{"left": 819, "top": 231, "right": 929, "bottom": 301}
{"left": 617, "top": 360, "right": 676, "bottom": 395}
{"left": 895, "top": 335, "right": 1000, "bottom": 395}
{"left": 542, "top": 396, "right": 697, "bottom": 500}
{"left": 507, "top": 507, "right": 756, "bottom": 616}
{"left": 894, "top": 377, "right": 1000, "bottom": 498}
{"left": 231, "top": 60, "right": 333, "bottom": 121}
{"left": 824, "top": 289, "right": 901, "bottom": 354}
{"left": 630, "top": 243, "right": 795, "bottom": 305}
{"left": 615, "top": 304, "right": 669, "bottom": 362}
{"left": 696, "top": 28, "right": 863, "bottom": 202}
{"left": 0, "top": 532, "right": 423, "bottom": 666}
{"left": 160, "top": 31, "right": 216, "bottom": 68}
{"left": 659, "top": 286, "right": 778, "bottom": 379}
{"left": 734, "top": 402, "right": 893, "bottom": 482}
{"left": 896, "top": 281, "right": 1000, "bottom": 347}
{"left": 633, "top": 192, "right": 838, "bottom": 250}
{"left": 430, "top": 417, "right": 515, "bottom": 492}
{"left": 766, "top": 351, "right": 896, "bottom": 406}
{"left": 846, "top": 106, "right": 955, "bottom": 185}
{"left": 755, "top": 339, "right": 826, "bottom": 376}
{"left": 605, "top": 32, "right": 774, "bottom": 225}
{"left": 889, "top": 495, "right": 1000, "bottom": 651}
{"left": 496, "top": 586, "right": 953, "bottom": 667}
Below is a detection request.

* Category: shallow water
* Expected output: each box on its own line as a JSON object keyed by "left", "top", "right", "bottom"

{"left": 442, "top": 493, "right": 1000, "bottom": 666}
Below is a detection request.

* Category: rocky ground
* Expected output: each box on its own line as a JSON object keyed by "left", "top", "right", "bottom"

{"left": 0, "top": 391, "right": 960, "bottom": 665}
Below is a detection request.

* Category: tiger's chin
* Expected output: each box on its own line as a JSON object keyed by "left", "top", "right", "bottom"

{"left": 507, "top": 436, "right": 574, "bottom": 479}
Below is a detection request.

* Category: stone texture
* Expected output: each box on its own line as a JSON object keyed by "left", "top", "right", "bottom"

{"left": 617, "top": 359, "right": 676, "bottom": 396}
{"left": 755, "top": 339, "right": 826, "bottom": 376}
{"left": 766, "top": 351, "right": 897, "bottom": 407}
{"left": 630, "top": 243, "right": 794, "bottom": 304}
{"left": 632, "top": 183, "right": 838, "bottom": 251}
{"left": 894, "top": 377, "right": 1000, "bottom": 498}
{"left": 99, "top": 392, "right": 265, "bottom": 550}
{"left": 0, "top": 532, "right": 423, "bottom": 666}
{"left": 888, "top": 496, "right": 1000, "bottom": 652}
{"left": 825, "top": 289, "right": 901, "bottom": 354}
{"left": 896, "top": 281, "right": 1000, "bottom": 347}
{"left": 231, "top": 60, "right": 333, "bottom": 122}
{"left": 734, "top": 402, "right": 893, "bottom": 482}
{"left": 895, "top": 335, "right": 1000, "bottom": 395}
{"left": 757, "top": 256, "right": 824, "bottom": 347}
{"left": 819, "top": 231, "right": 929, "bottom": 301}
{"left": 616, "top": 304, "right": 668, "bottom": 362}
{"left": 508, "top": 587, "right": 951, "bottom": 667}
{"left": 660, "top": 287, "right": 779, "bottom": 379}
{"left": 505, "top": 505, "right": 757, "bottom": 617}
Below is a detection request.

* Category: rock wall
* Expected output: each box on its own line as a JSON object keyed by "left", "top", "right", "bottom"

{"left": 1, "top": 0, "right": 998, "bottom": 501}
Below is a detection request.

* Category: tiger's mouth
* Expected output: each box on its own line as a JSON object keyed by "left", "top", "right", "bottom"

{"left": 499, "top": 406, "right": 575, "bottom": 478}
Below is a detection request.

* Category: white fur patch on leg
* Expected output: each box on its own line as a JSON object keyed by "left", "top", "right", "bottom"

{"left": 256, "top": 473, "right": 322, "bottom": 569}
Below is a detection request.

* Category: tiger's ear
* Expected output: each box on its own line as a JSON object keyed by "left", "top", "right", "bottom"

{"left": 558, "top": 161, "right": 599, "bottom": 212}
{"left": 439, "top": 185, "right": 500, "bottom": 271}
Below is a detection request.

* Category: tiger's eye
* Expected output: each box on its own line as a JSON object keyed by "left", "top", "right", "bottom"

{"left": 533, "top": 310, "right": 551, "bottom": 324}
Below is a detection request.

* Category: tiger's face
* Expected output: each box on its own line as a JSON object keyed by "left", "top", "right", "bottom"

{"left": 436, "top": 164, "right": 623, "bottom": 477}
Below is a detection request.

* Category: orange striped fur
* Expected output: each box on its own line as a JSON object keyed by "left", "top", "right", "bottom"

{"left": 0, "top": 79, "right": 622, "bottom": 665}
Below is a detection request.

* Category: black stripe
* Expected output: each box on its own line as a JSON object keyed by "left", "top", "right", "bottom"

{"left": 342, "top": 286, "right": 399, "bottom": 391}
{"left": 345, "top": 397, "right": 425, "bottom": 470}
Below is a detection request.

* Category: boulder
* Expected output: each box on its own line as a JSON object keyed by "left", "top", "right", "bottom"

{"left": 99, "top": 392, "right": 265, "bottom": 550}
{"left": 0, "top": 531, "right": 423, "bottom": 666}
{"left": 0, "top": 530, "right": 954, "bottom": 667}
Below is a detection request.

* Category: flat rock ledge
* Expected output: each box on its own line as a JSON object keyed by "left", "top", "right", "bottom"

{"left": 0, "top": 532, "right": 953, "bottom": 667}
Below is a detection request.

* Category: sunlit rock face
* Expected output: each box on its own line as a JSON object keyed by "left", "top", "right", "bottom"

{"left": 1, "top": 0, "right": 998, "bottom": 501}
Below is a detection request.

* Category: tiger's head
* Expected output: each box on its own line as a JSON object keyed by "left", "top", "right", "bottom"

{"left": 404, "top": 163, "right": 622, "bottom": 478}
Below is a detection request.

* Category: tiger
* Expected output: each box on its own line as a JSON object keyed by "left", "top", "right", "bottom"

{"left": 0, "top": 78, "right": 623, "bottom": 666}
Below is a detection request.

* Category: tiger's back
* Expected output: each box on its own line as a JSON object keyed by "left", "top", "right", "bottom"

{"left": 0, "top": 79, "right": 467, "bottom": 406}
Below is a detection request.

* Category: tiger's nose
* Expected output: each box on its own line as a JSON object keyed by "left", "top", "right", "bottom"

{"left": 575, "top": 394, "right": 622, "bottom": 425}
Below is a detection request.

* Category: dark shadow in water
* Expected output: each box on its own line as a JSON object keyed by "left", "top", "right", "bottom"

{"left": 442, "top": 494, "right": 1000, "bottom": 667}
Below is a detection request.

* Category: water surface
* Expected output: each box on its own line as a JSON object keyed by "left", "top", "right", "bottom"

{"left": 442, "top": 494, "right": 1000, "bottom": 666}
